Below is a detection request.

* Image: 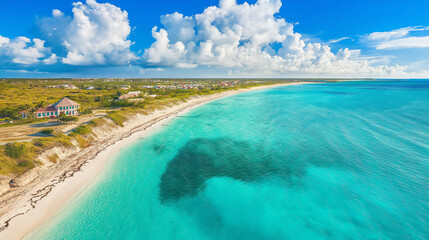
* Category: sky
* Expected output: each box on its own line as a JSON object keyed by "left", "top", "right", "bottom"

{"left": 0, "top": 0, "right": 428, "bottom": 78}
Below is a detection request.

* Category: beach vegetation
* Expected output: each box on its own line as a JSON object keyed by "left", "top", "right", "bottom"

{"left": 17, "top": 160, "right": 32, "bottom": 168}
{"left": 47, "top": 153, "right": 59, "bottom": 164}
{"left": 0, "top": 142, "right": 38, "bottom": 174}
{"left": 80, "top": 108, "right": 93, "bottom": 115}
{"left": 59, "top": 115, "right": 78, "bottom": 123}
{"left": 5, "top": 142, "right": 26, "bottom": 159}
{"left": 88, "top": 118, "right": 105, "bottom": 127}
{"left": 106, "top": 111, "right": 126, "bottom": 127}
{"left": 73, "top": 125, "right": 92, "bottom": 135}
{"left": 75, "top": 135, "right": 91, "bottom": 148}
{"left": 40, "top": 129, "right": 54, "bottom": 135}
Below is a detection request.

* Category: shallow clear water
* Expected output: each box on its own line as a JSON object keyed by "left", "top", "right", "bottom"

{"left": 30, "top": 81, "right": 429, "bottom": 240}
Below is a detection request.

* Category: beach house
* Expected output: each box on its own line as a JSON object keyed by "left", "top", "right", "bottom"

{"left": 21, "top": 97, "right": 80, "bottom": 119}
{"left": 119, "top": 91, "right": 142, "bottom": 100}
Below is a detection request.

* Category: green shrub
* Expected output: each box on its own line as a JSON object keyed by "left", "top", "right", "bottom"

{"left": 89, "top": 118, "right": 104, "bottom": 126}
{"left": 102, "top": 99, "right": 134, "bottom": 107}
{"left": 47, "top": 154, "right": 59, "bottom": 164}
{"left": 0, "top": 106, "right": 22, "bottom": 119}
{"left": 40, "top": 129, "right": 54, "bottom": 135}
{"left": 80, "top": 108, "right": 93, "bottom": 115}
{"left": 17, "top": 160, "right": 30, "bottom": 167}
{"left": 53, "top": 134, "right": 73, "bottom": 147}
{"left": 33, "top": 138, "right": 50, "bottom": 148}
{"left": 75, "top": 135, "right": 90, "bottom": 148}
{"left": 73, "top": 125, "right": 91, "bottom": 135}
{"left": 60, "top": 116, "right": 78, "bottom": 123}
{"left": 106, "top": 112, "right": 125, "bottom": 127}
{"left": 5, "top": 143, "right": 26, "bottom": 159}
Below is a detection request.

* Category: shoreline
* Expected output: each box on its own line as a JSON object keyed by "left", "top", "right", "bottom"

{"left": 0, "top": 82, "right": 311, "bottom": 239}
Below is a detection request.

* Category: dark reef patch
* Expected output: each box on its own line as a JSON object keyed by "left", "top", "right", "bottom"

{"left": 159, "top": 137, "right": 301, "bottom": 202}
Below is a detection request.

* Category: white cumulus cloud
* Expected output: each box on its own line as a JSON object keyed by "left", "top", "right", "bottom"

{"left": 39, "top": 0, "right": 137, "bottom": 65}
{"left": 0, "top": 35, "right": 57, "bottom": 65}
{"left": 144, "top": 0, "right": 408, "bottom": 77}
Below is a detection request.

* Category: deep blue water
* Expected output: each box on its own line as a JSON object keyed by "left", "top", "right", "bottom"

{"left": 29, "top": 80, "right": 429, "bottom": 240}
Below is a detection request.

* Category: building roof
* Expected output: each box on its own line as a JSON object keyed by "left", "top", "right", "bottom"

{"left": 119, "top": 91, "right": 141, "bottom": 100}
{"left": 46, "top": 105, "right": 57, "bottom": 112}
{"left": 34, "top": 108, "right": 47, "bottom": 113}
{"left": 52, "top": 97, "right": 80, "bottom": 108}
{"left": 20, "top": 106, "right": 56, "bottom": 114}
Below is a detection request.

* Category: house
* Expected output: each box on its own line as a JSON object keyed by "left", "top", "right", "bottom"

{"left": 21, "top": 97, "right": 80, "bottom": 119}
{"left": 61, "top": 84, "right": 79, "bottom": 89}
{"left": 47, "top": 84, "right": 79, "bottom": 89}
{"left": 119, "top": 91, "right": 141, "bottom": 100}
{"left": 86, "top": 86, "right": 95, "bottom": 90}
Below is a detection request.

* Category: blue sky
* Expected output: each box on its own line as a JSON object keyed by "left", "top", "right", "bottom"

{"left": 0, "top": 0, "right": 428, "bottom": 78}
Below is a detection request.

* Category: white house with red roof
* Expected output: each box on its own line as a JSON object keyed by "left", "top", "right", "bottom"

{"left": 21, "top": 97, "right": 80, "bottom": 119}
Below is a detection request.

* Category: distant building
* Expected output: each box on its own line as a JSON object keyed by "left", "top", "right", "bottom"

{"left": 46, "top": 84, "right": 79, "bottom": 89}
{"left": 21, "top": 97, "right": 80, "bottom": 119}
{"left": 86, "top": 86, "right": 95, "bottom": 90}
{"left": 119, "top": 91, "right": 141, "bottom": 100}
{"left": 47, "top": 84, "right": 79, "bottom": 89}
{"left": 63, "top": 84, "right": 79, "bottom": 89}
{"left": 120, "top": 85, "right": 130, "bottom": 90}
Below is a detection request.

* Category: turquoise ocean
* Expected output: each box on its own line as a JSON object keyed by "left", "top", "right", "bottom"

{"left": 29, "top": 81, "right": 429, "bottom": 240}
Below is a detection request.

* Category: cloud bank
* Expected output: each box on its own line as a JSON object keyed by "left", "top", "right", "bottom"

{"left": 0, "top": 0, "right": 428, "bottom": 78}
{"left": 144, "top": 0, "right": 408, "bottom": 77}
